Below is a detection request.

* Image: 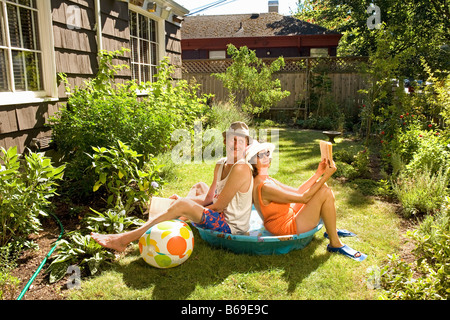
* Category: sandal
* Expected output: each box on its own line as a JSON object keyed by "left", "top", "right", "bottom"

{"left": 324, "top": 229, "right": 356, "bottom": 239}
{"left": 327, "top": 244, "right": 367, "bottom": 261}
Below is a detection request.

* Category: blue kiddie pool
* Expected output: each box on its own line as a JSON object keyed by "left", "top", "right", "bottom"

{"left": 193, "top": 206, "right": 323, "bottom": 255}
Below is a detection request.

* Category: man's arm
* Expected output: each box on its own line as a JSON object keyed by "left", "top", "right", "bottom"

{"left": 201, "top": 163, "right": 220, "bottom": 206}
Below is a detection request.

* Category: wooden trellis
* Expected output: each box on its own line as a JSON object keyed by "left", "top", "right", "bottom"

{"left": 182, "top": 56, "right": 368, "bottom": 120}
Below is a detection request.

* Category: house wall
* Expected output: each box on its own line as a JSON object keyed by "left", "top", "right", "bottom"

{"left": 165, "top": 20, "right": 183, "bottom": 79}
{"left": 181, "top": 34, "right": 341, "bottom": 60}
{"left": 0, "top": 0, "right": 185, "bottom": 154}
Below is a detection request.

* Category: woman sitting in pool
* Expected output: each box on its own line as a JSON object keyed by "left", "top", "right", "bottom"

{"left": 246, "top": 140, "right": 367, "bottom": 261}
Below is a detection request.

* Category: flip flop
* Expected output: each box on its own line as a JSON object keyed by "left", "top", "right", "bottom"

{"left": 327, "top": 244, "right": 367, "bottom": 262}
{"left": 324, "top": 229, "right": 356, "bottom": 239}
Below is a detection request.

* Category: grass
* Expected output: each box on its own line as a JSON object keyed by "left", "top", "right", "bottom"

{"left": 67, "top": 129, "right": 401, "bottom": 300}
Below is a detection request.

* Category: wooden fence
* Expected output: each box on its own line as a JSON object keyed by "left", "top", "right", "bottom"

{"left": 182, "top": 56, "right": 368, "bottom": 120}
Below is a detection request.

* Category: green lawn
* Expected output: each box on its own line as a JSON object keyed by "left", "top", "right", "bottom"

{"left": 68, "top": 129, "right": 401, "bottom": 300}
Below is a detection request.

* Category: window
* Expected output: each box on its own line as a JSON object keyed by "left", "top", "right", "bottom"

{"left": 129, "top": 10, "right": 159, "bottom": 83}
{"left": 0, "top": 0, "right": 42, "bottom": 92}
{"left": 0, "top": 0, "right": 56, "bottom": 104}
{"left": 310, "top": 48, "right": 329, "bottom": 57}
{"left": 209, "top": 50, "right": 226, "bottom": 60}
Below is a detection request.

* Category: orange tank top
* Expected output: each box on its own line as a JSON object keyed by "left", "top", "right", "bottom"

{"left": 257, "top": 178, "right": 298, "bottom": 235}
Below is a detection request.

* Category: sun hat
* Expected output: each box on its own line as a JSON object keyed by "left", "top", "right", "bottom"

{"left": 245, "top": 140, "right": 275, "bottom": 162}
{"left": 222, "top": 121, "right": 252, "bottom": 142}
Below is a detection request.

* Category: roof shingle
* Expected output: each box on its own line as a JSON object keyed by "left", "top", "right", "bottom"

{"left": 181, "top": 13, "right": 339, "bottom": 39}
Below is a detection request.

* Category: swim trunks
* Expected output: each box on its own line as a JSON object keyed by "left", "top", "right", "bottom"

{"left": 193, "top": 208, "right": 232, "bottom": 233}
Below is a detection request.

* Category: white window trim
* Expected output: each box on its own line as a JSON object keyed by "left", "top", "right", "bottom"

{"left": 310, "top": 48, "right": 329, "bottom": 58}
{"left": 209, "top": 50, "right": 226, "bottom": 60}
{"left": 129, "top": 3, "right": 166, "bottom": 66}
{"left": 0, "top": 0, "right": 58, "bottom": 106}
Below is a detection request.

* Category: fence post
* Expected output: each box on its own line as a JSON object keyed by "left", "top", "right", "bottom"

{"left": 305, "top": 58, "right": 311, "bottom": 120}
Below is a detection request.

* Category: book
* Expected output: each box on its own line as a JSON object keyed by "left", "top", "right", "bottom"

{"left": 320, "top": 140, "right": 333, "bottom": 166}
{"left": 148, "top": 197, "right": 175, "bottom": 219}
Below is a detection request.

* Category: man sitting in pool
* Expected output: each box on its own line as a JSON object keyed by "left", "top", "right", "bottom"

{"left": 247, "top": 140, "right": 367, "bottom": 261}
{"left": 92, "top": 122, "right": 254, "bottom": 252}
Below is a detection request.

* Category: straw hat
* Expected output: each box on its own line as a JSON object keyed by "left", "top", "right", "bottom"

{"left": 245, "top": 140, "right": 275, "bottom": 162}
{"left": 222, "top": 121, "right": 252, "bottom": 142}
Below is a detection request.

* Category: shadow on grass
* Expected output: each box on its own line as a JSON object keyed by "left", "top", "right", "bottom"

{"left": 113, "top": 228, "right": 330, "bottom": 299}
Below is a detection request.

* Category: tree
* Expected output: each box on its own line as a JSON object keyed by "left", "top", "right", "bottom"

{"left": 213, "top": 44, "right": 290, "bottom": 116}
{"left": 294, "top": 0, "right": 449, "bottom": 77}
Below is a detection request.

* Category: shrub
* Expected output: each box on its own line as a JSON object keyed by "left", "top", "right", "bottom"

{"left": 49, "top": 50, "right": 209, "bottom": 197}
{"left": 0, "top": 243, "right": 21, "bottom": 300}
{"left": 334, "top": 148, "right": 371, "bottom": 180}
{"left": 205, "top": 102, "right": 251, "bottom": 133}
{"left": 381, "top": 118, "right": 450, "bottom": 176}
{"left": 334, "top": 148, "right": 357, "bottom": 164}
{"left": 404, "top": 131, "right": 450, "bottom": 176}
{"left": 379, "top": 197, "right": 450, "bottom": 300}
{"left": 88, "top": 140, "right": 163, "bottom": 215}
{"left": 0, "top": 147, "right": 65, "bottom": 248}
{"left": 296, "top": 116, "right": 335, "bottom": 131}
{"left": 392, "top": 167, "right": 449, "bottom": 218}
{"left": 335, "top": 161, "right": 358, "bottom": 180}
{"left": 213, "top": 44, "right": 290, "bottom": 116}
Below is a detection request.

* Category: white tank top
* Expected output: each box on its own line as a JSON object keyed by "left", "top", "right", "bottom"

{"left": 213, "top": 157, "right": 253, "bottom": 234}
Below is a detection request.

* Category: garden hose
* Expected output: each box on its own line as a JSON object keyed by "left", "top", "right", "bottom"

{"left": 16, "top": 211, "right": 64, "bottom": 300}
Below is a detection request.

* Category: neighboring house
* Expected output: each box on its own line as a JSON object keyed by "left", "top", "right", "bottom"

{"left": 0, "top": 0, "right": 188, "bottom": 153}
{"left": 181, "top": 1, "right": 342, "bottom": 60}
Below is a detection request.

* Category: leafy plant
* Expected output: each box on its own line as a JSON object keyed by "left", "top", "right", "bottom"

{"left": 84, "top": 208, "right": 143, "bottom": 234}
{"left": 89, "top": 140, "right": 163, "bottom": 214}
{"left": 0, "top": 243, "right": 21, "bottom": 299}
{"left": 379, "top": 198, "right": 449, "bottom": 300}
{"left": 295, "top": 0, "right": 449, "bottom": 74}
{"left": 0, "top": 147, "right": 65, "bottom": 248}
{"left": 46, "top": 232, "right": 115, "bottom": 284}
{"left": 49, "top": 49, "right": 209, "bottom": 198}
{"left": 392, "top": 167, "right": 449, "bottom": 218}
{"left": 213, "top": 44, "right": 290, "bottom": 115}
{"left": 358, "top": 27, "right": 400, "bottom": 143}
{"left": 334, "top": 148, "right": 371, "bottom": 180}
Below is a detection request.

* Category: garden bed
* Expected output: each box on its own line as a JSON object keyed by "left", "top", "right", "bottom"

{"left": 12, "top": 219, "right": 67, "bottom": 300}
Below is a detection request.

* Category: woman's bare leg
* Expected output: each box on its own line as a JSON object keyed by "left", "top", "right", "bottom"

{"left": 294, "top": 185, "right": 343, "bottom": 248}
{"left": 92, "top": 198, "right": 204, "bottom": 252}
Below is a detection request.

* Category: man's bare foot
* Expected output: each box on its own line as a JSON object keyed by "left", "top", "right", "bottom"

{"left": 91, "top": 232, "right": 129, "bottom": 252}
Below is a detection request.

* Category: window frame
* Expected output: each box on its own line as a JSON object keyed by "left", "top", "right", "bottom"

{"left": 0, "top": 0, "right": 57, "bottom": 106}
{"left": 310, "top": 47, "right": 329, "bottom": 58}
{"left": 209, "top": 50, "right": 226, "bottom": 60}
{"left": 128, "top": 4, "right": 165, "bottom": 85}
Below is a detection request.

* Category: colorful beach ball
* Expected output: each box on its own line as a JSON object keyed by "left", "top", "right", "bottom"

{"left": 139, "top": 219, "right": 194, "bottom": 268}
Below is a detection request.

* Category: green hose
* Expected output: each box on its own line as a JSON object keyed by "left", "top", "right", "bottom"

{"left": 16, "top": 211, "right": 64, "bottom": 300}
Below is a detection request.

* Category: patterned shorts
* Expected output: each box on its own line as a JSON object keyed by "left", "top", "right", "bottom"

{"left": 193, "top": 208, "right": 232, "bottom": 233}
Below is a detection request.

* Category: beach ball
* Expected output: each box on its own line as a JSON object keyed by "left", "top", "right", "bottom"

{"left": 139, "top": 219, "right": 194, "bottom": 268}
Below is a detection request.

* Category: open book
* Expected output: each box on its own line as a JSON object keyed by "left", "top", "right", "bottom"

{"left": 320, "top": 140, "right": 333, "bottom": 167}
{"left": 148, "top": 197, "right": 175, "bottom": 219}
